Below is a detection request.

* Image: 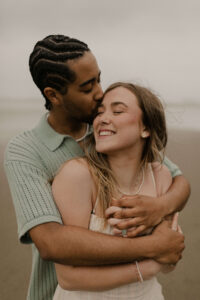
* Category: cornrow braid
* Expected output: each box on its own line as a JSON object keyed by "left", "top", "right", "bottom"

{"left": 29, "top": 34, "right": 90, "bottom": 110}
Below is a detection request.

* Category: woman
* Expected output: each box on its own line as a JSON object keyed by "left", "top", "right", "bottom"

{"left": 52, "top": 82, "right": 180, "bottom": 300}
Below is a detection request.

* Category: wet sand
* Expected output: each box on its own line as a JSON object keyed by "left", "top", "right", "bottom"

{"left": 0, "top": 122, "right": 200, "bottom": 300}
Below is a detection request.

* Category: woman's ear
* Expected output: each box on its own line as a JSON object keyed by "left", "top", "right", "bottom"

{"left": 43, "top": 87, "right": 61, "bottom": 106}
{"left": 141, "top": 128, "right": 150, "bottom": 138}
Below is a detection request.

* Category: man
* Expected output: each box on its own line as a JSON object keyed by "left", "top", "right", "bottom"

{"left": 4, "top": 35, "right": 188, "bottom": 300}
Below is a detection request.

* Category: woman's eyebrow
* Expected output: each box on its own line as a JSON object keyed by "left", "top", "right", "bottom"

{"left": 111, "top": 101, "right": 128, "bottom": 108}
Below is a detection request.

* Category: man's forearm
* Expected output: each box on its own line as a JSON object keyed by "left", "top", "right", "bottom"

{"left": 30, "top": 221, "right": 184, "bottom": 266}
{"left": 31, "top": 222, "right": 149, "bottom": 265}
{"left": 160, "top": 175, "right": 190, "bottom": 216}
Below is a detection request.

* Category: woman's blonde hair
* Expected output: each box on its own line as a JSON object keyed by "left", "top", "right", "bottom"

{"left": 85, "top": 82, "right": 167, "bottom": 217}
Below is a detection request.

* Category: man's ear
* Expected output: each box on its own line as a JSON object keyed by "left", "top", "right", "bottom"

{"left": 43, "top": 87, "right": 61, "bottom": 106}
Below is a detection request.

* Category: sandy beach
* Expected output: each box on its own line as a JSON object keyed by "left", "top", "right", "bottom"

{"left": 0, "top": 110, "right": 200, "bottom": 300}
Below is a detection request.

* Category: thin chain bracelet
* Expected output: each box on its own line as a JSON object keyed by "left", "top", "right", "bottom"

{"left": 135, "top": 261, "right": 144, "bottom": 283}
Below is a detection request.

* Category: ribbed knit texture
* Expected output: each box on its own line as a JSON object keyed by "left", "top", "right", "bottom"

{"left": 4, "top": 114, "right": 181, "bottom": 300}
{"left": 4, "top": 115, "right": 87, "bottom": 300}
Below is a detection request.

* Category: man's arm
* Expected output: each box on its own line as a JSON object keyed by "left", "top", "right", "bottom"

{"left": 160, "top": 156, "right": 190, "bottom": 213}
{"left": 30, "top": 219, "right": 184, "bottom": 266}
{"left": 158, "top": 174, "right": 190, "bottom": 214}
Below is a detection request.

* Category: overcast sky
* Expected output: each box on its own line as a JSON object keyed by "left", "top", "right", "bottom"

{"left": 1, "top": 0, "right": 200, "bottom": 105}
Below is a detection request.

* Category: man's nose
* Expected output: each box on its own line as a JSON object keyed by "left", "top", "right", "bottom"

{"left": 94, "top": 83, "right": 103, "bottom": 102}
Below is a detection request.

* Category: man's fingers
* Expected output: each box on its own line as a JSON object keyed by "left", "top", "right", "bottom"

{"left": 106, "top": 205, "right": 140, "bottom": 219}
{"left": 126, "top": 225, "right": 146, "bottom": 237}
{"left": 113, "top": 208, "right": 139, "bottom": 219}
{"left": 111, "top": 197, "right": 138, "bottom": 208}
{"left": 116, "top": 217, "right": 142, "bottom": 230}
{"left": 110, "top": 198, "right": 120, "bottom": 207}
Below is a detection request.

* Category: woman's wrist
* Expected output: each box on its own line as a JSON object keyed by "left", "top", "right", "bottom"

{"left": 134, "top": 259, "right": 161, "bottom": 281}
{"left": 135, "top": 261, "right": 144, "bottom": 282}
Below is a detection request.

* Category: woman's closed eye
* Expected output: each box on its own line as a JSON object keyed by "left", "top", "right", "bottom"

{"left": 96, "top": 111, "right": 104, "bottom": 116}
{"left": 112, "top": 103, "right": 127, "bottom": 114}
{"left": 113, "top": 110, "right": 123, "bottom": 114}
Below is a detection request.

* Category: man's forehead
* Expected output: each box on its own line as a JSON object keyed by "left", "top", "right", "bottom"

{"left": 67, "top": 51, "right": 97, "bottom": 71}
{"left": 67, "top": 52, "right": 100, "bottom": 83}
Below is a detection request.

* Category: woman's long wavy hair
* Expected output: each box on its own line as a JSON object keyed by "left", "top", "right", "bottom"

{"left": 85, "top": 82, "right": 167, "bottom": 217}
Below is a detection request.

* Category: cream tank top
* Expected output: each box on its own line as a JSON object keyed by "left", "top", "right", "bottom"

{"left": 53, "top": 164, "right": 165, "bottom": 300}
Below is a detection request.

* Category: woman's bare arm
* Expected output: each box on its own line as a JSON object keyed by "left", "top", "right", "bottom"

{"left": 56, "top": 259, "right": 163, "bottom": 291}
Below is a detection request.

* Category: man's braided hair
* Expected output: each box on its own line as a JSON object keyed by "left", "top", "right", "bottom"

{"left": 29, "top": 34, "right": 90, "bottom": 110}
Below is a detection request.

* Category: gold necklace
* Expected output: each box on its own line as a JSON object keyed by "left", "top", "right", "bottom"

{"left": 117, "top": 167, "right": 144, "bottom": 196}
{"left": 75, "top": 124, "right": 89, "bottom": 142}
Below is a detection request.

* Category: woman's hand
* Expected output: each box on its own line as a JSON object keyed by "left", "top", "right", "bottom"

{"left": 135, "top": 258, "right": 176, "bottom": 281}
{"left": 136, "top": 259, "right": 172, "bottom": 280}
{"left": 160, "top": 264, "right": 176, "bottom": 273}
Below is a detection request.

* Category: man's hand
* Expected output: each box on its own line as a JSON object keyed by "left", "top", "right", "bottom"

{"left": 151, "top": 219, "right": 185, "bottom": 265}
{"left": 105, "top": 195, "right": 166, "bottom": 237}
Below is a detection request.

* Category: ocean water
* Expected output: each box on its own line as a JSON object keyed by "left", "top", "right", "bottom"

{"left": 165, "top": 103, "right": 200, "bottom": 131}
{"left": 0, "top": 99, "right": 200, "bottom": 142}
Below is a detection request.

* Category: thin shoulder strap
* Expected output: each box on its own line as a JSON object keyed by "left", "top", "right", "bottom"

{"left": 91, "top": 195, "right": 100, "bottom": 214}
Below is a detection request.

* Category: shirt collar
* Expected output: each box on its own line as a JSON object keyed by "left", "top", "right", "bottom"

{"left": 33, "top": 113, "right": 93, "bottom": 151}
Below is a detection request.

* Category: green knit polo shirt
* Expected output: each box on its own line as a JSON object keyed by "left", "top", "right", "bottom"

{"left": 4, "top": 113, "right": 182, "bottom": 300}
{"left": 4, "top": 113, "right": 93, "bottom": 300}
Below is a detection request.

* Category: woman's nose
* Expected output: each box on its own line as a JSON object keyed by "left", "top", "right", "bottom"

{"left": 99, "top": 112, "right": 111, "bottom": 124}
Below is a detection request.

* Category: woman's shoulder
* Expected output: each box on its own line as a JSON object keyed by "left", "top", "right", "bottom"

{"left": 56, "top": 157, "right": 92, "bottom": 181}
{"left": 150, "top": 161, "right": 173, "bottom": 195}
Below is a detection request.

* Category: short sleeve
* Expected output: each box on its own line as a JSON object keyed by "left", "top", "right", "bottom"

{"left": 4, "top": 160, "right": 62, "bottom": 244}
{"left": 163, "top": 156, "right": 182, "bottom": 178}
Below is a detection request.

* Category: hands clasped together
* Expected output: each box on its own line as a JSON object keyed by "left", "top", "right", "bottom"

{"left": 106, "top": 194, "right": 185, "bottom": 270}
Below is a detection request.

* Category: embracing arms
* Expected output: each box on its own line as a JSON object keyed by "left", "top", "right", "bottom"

{"left": 51, "top": 159, "right": 183, "bottom": 290}
{"left": 4, "top": 149, "right": 184, "bottom": 266}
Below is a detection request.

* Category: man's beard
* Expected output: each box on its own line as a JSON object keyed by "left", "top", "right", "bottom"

{"left": 80, "top": 107, "right": 99, "bottom": 125}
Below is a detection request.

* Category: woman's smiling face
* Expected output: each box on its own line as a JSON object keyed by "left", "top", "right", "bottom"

{"left": 93, "top": 86, "right": 149, "bottom": 155}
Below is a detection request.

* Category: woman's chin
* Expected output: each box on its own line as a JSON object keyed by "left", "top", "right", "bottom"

{"left": 95, "top": 146, "right": 115, "bottom": 155}
{"left": 96, "top": 148, "right": 108, "bottom": 154}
